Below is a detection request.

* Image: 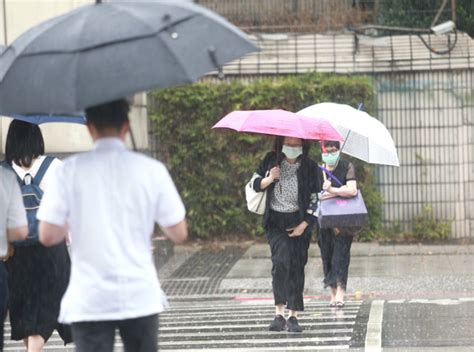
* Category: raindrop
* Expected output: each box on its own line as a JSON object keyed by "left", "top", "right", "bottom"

{"left": 171, "top": 32, "right": 179, "bottom": 39}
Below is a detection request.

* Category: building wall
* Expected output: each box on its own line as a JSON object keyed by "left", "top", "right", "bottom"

{"left": 375, "top": 70, "right": 474, "bottom": 238}
{"left": 0, "top": 0, "right": 148, "bottom": 153}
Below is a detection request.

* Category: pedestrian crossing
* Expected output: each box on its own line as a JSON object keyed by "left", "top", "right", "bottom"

{"left": 3, "top": 299, "right": 361, "bottom": 351}
{"left": 158, "top": 299, "right": 361, "bottom": 351}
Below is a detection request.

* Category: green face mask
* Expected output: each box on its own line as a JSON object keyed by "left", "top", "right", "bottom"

{"left": 322, "top": 151, "right": 340, "bottom": 166}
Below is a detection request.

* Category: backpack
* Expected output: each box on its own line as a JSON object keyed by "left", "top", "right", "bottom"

{"left": 3, "top": 157, "right": 54, "bottom": 246}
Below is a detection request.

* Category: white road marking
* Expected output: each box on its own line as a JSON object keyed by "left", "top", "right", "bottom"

{"left": 365, "top": 300, "right": 384, "bottom": 352}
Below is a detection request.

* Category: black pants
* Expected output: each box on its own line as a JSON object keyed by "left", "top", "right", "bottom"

{"left": 0, "top": 262, "right": 8, "bottom": 351}
{"left": 317, "top": 226, "right": 353, "bottom": 290}
{"left": 266, "top": 210, "right": 312, "bottom": 312}
{"left": 71, "top": 314, "right": 158, "bottom": 352}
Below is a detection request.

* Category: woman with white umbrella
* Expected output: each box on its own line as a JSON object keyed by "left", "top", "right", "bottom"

{"left": 298, "top": 102, "right": 399, "bottom": 307}
{"left": 317, "top": 141, "right": 358, "bottom": 307}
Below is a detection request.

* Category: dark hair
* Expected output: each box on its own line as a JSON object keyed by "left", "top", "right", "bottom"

{"left": 273, "top": 136, "right": 313, "bottom": 186}
{"left": 85, "top": 99, "right": 130, "bottom": 132}
{"left": 5, "top": 120, "right": 45, "bottom": 168}
{"left": 323, "top": 140, "right": 340, "bottom": 150}
{"left": 273, "top": 136, "right": 310, "bottom": 160}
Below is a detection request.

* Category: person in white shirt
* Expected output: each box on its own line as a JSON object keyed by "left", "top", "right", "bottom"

{"left": 0, "top": 166, "right": 28, "bottom": 351}
{"left": 38, "top": 99, "right": 188, "bottom": 352}
{"left": 4, "top": 120, "right": 72, "bottom": 351}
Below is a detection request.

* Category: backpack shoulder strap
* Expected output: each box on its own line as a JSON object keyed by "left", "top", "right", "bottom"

{"left": 33, "top": 156, "right": 55, "bottom": 185}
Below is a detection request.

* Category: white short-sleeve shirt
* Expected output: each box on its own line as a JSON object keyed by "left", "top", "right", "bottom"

{"left": 0, "top": 167, "right": 28, "bottom": 257}
{"left": 12, "top": 155, "right": 61, "bottom": 191}
{"left": 37, "top": 138, "right": 186, "bottom": 323}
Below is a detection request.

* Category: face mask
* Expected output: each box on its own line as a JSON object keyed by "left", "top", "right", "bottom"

{"left": 322, "top": 151, "right": 340, "bottom": 166}
{"left": 282, "top": 145, "right": 303, "bottom": 159}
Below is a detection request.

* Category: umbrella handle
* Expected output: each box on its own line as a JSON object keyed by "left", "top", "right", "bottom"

{"left": 208, "top": 47, "right": 224, "bottom": 79}
{"left": 319, "top": 166, "right": 344, "bottom": 187}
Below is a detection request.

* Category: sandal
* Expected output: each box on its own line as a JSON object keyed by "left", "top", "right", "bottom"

{"left": 335, "top": 301, "right": 345, "bottom": 308}
{"left": 329, "top": 301, "right": 336, "bottom": 307}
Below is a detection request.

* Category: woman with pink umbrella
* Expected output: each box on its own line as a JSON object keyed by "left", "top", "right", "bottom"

{"left": 214, "top": 109, "right": 343, "bottom": 333}
{"left": 253, "top": 135, "right": 321, "bottom": 333}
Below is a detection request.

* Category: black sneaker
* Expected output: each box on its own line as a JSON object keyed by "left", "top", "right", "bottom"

{"left": 269, "top": 315, "right": 286, "bottom": 331}
{"left": 286, "top": 316, "right": 303, "bottom": 333}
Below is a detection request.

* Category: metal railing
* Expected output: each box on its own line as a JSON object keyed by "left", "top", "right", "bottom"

{"left": 195, "top": 0, "right": 453, "bottom": 33}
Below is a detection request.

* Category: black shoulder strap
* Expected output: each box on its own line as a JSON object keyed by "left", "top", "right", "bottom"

{"left": 33, "top": 156, "right": 55, "bottom": 185}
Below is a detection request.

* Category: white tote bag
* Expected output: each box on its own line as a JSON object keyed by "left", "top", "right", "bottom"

{"left": 245, "top": 171, "right": 269, "bottom": 215}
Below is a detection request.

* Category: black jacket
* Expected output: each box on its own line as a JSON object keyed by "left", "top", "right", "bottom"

{"left": 253, "top": 151, "right": 322, "bottom": 229}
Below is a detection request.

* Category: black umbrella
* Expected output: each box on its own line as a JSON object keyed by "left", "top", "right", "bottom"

{"left": 0, "top": 0, "right": 258, "bottom": 115}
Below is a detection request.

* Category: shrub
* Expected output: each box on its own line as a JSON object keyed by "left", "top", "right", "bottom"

{"left": 412, "top": 204, "right": 452, "bottom": 241}
{"left": 148, "top": 73, "right": 382, "bottom": 239}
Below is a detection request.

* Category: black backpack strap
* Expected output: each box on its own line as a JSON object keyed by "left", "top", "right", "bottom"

{"left": 33, "top": 156, "right": 55, "bottom": 185}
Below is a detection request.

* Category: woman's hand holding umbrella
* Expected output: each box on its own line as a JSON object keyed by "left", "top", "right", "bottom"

{"left": 260, "top": 166, "right": 280, "bottom": 190}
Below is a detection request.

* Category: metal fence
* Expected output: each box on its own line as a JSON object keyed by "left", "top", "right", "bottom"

{"left": 195, "top": 0, "right": 365, "bottom": 32}
{"left": 195, "top": 0, "right": 453, "bottom": 33}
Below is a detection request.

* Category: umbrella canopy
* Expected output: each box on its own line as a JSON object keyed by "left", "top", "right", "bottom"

{"left": 3, "top": 113, "right": 86, "bottom": 125}
{"left": 212, "top": 109, "right": 344, "bottom": 141}
{"left": 298, "top": 102, "right": 399, "bottom": 166}
{"left": 0, "top": 0, "right": 258, "bottom": 115}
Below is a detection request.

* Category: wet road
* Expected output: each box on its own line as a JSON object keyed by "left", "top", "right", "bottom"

{"left": 3, "top": 243, "right": 473, "bottom": 350}
{"left": 4, "top": 297, "right": 473, "bottom": 351}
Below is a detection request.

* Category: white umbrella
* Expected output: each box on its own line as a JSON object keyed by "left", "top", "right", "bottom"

{"left": 297, "top": 102, "right": 399, "bottom": 166}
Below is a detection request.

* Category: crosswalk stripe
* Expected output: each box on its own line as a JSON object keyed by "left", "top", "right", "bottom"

{"left": 163, "top": 308, "right": 360, "bottom": 317}
{"left": 159, "top": 346, "right": 350, "bottom": 351}
{"left": 158, "top": 328, "right": 353, "bottom": 338}
{"left": 159, "top": 321, "right": 356, "bottom": 331}
{"left": 160, "top": 311, "right": 359, "bottom": 320}
{"left": 160, "top": 336, "right": 352, "bottom": 346}
{"left": 4, "top": 300, "right": 360, "bottom": 351}
{"left": 160, "top": 316, "right": 357, "bottom": 325}
{"left": 166, "top": 303, "right": 361, "bottom": 313}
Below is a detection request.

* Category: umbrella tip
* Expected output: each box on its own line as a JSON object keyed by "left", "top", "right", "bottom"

{"left": 96, "top": 0, "right": 102, "bottom": 4}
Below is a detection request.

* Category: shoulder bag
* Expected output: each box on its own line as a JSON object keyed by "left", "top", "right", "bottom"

{"left": 245, "top": 171, "right": 269, "bottom": 215}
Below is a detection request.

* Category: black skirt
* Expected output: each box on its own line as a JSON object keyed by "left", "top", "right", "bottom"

{"left": 7, "top": 242, "right": 72, "bottom": 344}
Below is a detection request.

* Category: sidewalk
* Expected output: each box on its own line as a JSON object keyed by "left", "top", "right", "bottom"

{"left": 158, "top": 242, "right": 474, "bottom": 300}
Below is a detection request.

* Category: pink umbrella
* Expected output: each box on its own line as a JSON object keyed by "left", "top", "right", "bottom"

{"left": 212, "top": 109, "right": 343, "bottom": 141}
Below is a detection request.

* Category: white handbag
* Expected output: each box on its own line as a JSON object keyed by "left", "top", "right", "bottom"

{"left": 245, "top": 172, "right": 269, "bottom": 215}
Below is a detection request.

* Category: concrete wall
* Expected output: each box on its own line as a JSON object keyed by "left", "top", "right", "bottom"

{"left": 0, "top": 0, "right": 148, "bottom": 153}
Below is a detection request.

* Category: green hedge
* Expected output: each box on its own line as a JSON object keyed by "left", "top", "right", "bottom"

{"left": 149, "top": 73, "right": 382, "bottom": 240}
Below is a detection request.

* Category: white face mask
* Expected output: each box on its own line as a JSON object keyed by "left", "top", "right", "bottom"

{"left": 282, "top": 145, "right": 303, "bottom": 159}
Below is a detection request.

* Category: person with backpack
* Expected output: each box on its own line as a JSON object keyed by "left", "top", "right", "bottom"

{"left": 0, "top": 165, "right": 28, "bottom": 351}
{"left": 4, "top": 120, "right": 72, "bottom": 351}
